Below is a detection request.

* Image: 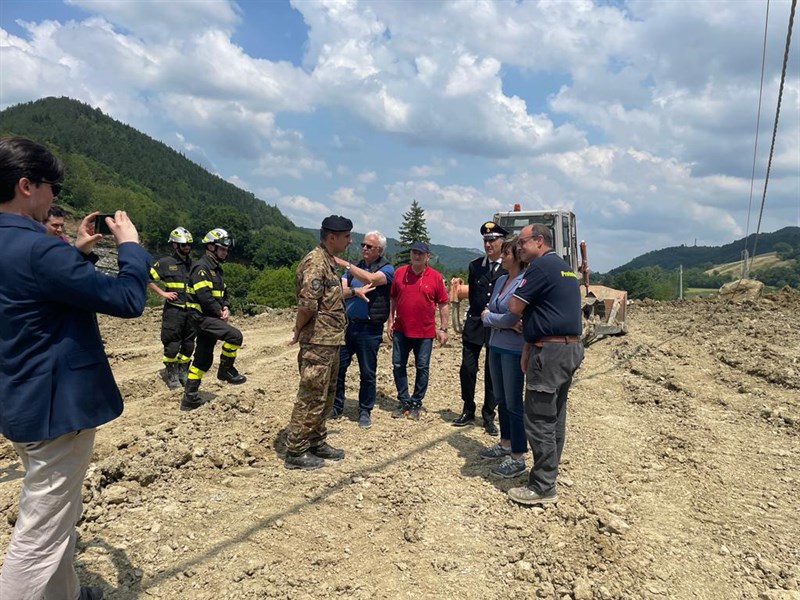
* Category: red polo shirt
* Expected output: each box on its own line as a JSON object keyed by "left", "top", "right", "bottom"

{"left": 390, "top": 264, "right": 448, "bottom": 338}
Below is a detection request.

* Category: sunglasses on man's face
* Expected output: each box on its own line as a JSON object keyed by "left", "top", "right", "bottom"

{"left": 361, "top": 243, "right": 377, "bottom": 250}
{"left": 34, "top": 179, "right": 62, "bottom": 197}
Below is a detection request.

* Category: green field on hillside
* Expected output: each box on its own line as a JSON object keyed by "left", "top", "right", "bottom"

{"left": 704, "top": 252, "right": 792, "bottom": 278}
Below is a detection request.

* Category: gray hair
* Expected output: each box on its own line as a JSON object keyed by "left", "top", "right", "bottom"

{"left": 364, "top": 230, "right": 387, "bottom": 251}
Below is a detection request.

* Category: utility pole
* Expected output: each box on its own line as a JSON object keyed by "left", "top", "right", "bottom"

{"left": 742, "top": 249, "right": 750, "bottom": 279}
{"left": 679, "top": 264, "right": 684, "bottom": 300}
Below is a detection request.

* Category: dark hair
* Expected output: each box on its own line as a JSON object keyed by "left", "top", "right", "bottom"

{"left": 47, "top": 205, "right": 66, "bottom": 219}
{"left": 530, "top": 223, "right": 553, "bottom": 247}
{"left": 502, "top": 236, "right": 528, "bottom": 269}
{"left": 0, "top": 136, "right": 64, "bottom": 203}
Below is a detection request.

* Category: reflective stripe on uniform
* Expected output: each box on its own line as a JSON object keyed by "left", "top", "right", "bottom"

{"left": 221, "top": 342, "right": 240, "bottom": 358}
{"left": 187, "top": 365, "right": 206, "bottom": 380}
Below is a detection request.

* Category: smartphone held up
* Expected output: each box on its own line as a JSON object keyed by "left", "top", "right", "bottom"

{"left": 94, "top": 213, "right": 114, "bottom": 235}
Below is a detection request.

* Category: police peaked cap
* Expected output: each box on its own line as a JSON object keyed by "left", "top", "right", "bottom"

{"left": 480, "top": 221, "right": 508, "bottom": 238}
{"left": 321, "top": 215, "right": 353, "bottom": 232}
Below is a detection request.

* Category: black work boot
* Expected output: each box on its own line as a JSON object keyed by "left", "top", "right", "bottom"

{"left": 217, "top": 355, "right": 247, "bottom": 384}
{"left": 309, "top": 442, "right": 345, "bottom": 461}
{"left": 177, "top": 362, "right": 189, "bottom": 386}
{"left": 164, "top": 363, "right": 182, "bottom": 390}
{"left": 284, "top": 452, "right": 324, "bottom": 470}
{"left": 180, "top": 379, "right": 205, "bottom": 411}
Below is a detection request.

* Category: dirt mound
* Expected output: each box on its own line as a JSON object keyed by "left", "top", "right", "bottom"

{"left": 1, "top": 295, "right": 799, "bottom": 599}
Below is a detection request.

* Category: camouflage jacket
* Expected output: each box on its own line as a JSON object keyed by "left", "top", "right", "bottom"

{"left": 295, "top": 245, "right": 346, "bottom": 345}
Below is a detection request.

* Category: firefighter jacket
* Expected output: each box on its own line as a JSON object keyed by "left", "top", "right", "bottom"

{"left": 150, "top": 251, "right": 192, "bottom": 309}
{"left": 187, "top": 252, "right": 228, "bottom": 317}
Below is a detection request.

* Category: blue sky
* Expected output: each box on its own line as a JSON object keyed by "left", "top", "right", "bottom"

{"left": 1, "top": 0, "right": 798, "bottom": 271}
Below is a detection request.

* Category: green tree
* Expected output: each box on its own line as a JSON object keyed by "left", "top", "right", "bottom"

{"left": 248, "top": 266, "right": 297, "bottom": 308}
{"left": 396, "top": 200, "right": 430, "bottom": 265}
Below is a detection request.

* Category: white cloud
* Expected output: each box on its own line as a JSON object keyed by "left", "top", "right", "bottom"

{"left": 355, "top": 170, "right": 377, "bottom": 186}
{"left": 2, "top": 0, "right": 797, "bottom": 271}
{"left": 329, "top": 186, "right": 366, "bottom": 208}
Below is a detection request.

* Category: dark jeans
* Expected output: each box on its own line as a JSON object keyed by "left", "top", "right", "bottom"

{"left": 488, "top": 348, "right": 527, "bottom": 454}
{"left": 392, "top": 331, "right": 433, "bottom": 408}
{"left": 459, "top": 340, "right": 496, "bottom": 423}
{"left": 334, "top": 322, "right": 383, "bottom": 413}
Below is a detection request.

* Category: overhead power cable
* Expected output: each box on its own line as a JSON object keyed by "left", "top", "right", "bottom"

{"left": 749, "top": 0, "right": 797, "bottom": 269}
{"left": 743, "top": 0, "right": 771, "bottom": 268}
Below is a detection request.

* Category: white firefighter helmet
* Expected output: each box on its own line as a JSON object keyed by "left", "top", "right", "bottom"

{"left": 168, "top": 226, "right": 193, "bottom": 244}
{"left": 202, "top": 228, "right": 233, "bottom": 248}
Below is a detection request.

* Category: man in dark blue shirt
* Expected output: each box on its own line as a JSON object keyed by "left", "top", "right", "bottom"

{"left": 507, "top": 223, "right": 584, "bottom": 506}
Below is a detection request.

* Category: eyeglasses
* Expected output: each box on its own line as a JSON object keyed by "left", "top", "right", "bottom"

{"left": 517, "top": 234, "right": 541, "bottom": 245}
{"left": 360, "top": 243, "right": 377, "bottom": 250}
{"left": 33, "top": 178, "right": 62, "bottom": 197}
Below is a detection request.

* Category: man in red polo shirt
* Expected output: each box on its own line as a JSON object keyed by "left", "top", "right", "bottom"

{"left": 387, "top": 241, "right": 449, "bottom": 420}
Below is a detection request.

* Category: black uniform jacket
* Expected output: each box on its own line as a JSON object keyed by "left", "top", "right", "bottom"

{"left": 462, "top": 255, "right": 506, "bottom": 346}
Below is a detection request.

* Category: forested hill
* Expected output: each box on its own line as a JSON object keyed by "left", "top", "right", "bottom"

{"left": 0, "top": 96, "right": 316, "bottom": 266}
{"left": 608, "top": 227, "right": 800, "bottom": 274}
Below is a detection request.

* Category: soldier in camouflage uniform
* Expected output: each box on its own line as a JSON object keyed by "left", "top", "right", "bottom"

{"left": 285, "top": 215, "right": 353, "bottom": 470}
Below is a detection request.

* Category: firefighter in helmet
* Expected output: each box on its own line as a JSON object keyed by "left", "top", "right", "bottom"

{"left": 149, "top": 226, "right": 196, "bottom": 389}
{"left": 182, "top": 228, "right": 246, "bottom": 410}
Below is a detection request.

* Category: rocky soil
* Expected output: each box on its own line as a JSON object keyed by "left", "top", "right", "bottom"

{"left": 1, "top": 289, "right": 799, "bottom": 599}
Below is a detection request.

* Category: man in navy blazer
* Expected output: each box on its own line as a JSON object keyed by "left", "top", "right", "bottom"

{"left": 0, "top": 136, "right": 150, "bottom": 600}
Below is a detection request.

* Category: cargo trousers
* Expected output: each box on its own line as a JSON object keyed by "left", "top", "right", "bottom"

{"left": 286, "top": 343, "right": 339, "bottom": 455}
{"left": 524, "top": 341, "right": 584, "bottom": 495}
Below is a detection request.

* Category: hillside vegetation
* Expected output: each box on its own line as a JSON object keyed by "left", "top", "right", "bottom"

{"left": 597, "top": 234, "right": 800, "bottom": 300}
{"left": 609, "top": 227, "right": 800, "bottom": 274}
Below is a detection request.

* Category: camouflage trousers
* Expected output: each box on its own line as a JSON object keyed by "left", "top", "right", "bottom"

{"left": 286, "top": 343, "right": 340, "bottom": 455}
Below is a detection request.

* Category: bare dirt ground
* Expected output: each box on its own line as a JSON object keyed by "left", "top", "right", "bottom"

{"left": 1, "top": 289, "right": 799, "bottom": 599}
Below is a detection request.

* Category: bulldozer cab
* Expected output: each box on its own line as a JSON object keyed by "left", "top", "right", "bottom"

{"left": 492, "top": 209, "right": 580, "bottom": 272}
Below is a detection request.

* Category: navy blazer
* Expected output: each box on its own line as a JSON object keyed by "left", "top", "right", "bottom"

{"left": 0, "top": 213, "right": 151, "bottom": 442}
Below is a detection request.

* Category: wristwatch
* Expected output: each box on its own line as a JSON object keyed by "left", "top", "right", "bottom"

{"left": 439, "top": 327, "right": 448, "bottom": 332}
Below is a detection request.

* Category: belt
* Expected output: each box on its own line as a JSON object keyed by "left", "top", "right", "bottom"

{"left": 532, "top": 335, "right": 580, "bottom": 347}
{"left": 348, "top": 317, "right": 381, "bottom": 325}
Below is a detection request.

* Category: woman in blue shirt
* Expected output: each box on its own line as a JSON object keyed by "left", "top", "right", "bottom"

{"left": 479, "top": 237, "right": 528, "bottom": 478}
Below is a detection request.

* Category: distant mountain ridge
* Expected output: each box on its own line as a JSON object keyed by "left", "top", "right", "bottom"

{"left": 608, "top": 227, "right": 800, "bottom": 274}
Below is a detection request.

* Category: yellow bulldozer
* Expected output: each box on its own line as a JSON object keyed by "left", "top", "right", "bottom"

{"left": 448, "top": 206, "right": 627, "bottom": 345}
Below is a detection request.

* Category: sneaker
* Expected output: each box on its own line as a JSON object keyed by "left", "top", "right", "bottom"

{"left": 328, "top": 407, "right": 343, "bottom": 419}
{"left": 478, "top": 442, "right": 512, "bottom": 460}
{"left": 508, "top": 486, "right": 558, "bottom": 506}
{"left": 407, "top": 407, "right": 421, "bottom": 421}
{"left": 490, "top": 457, "right": 527, "bottom": 479}
{"left": 391, "top": 404, "right": 409, "bottom": 419}
{"left": 309, "top": 443, "right": 345, "bottom": 461}
{"left": 358, "top": 412, "right": 372, "bottom": 429}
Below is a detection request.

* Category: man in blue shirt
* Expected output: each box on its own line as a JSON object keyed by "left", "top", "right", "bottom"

{"left": 330, "top": 231, "right": 394, "bottom": 429}
{"left": 0, "top": 136, "right": 150, "bottom": 599}
{"left": 507, "top": 223, "right": 584, "bottom": 506}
